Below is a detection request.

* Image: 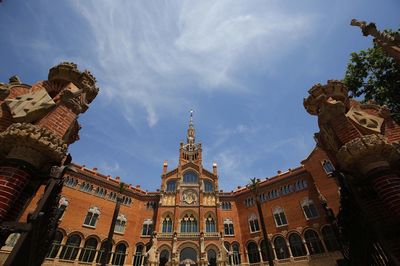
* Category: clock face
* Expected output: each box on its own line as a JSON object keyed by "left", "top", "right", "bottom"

{"left": 182, "top": 189, "right": 198, "bottom": 205}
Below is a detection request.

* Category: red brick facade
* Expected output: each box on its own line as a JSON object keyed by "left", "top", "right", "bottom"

{"left": 4, "top": 118, "right": 344, "bottom": 266}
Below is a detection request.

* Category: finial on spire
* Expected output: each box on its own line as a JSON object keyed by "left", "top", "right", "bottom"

{"left": 187, "top": 109, "right": 195, "bottom": 145}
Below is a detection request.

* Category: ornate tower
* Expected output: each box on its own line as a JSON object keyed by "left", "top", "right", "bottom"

{"left": 179, "top": 110, "right": 203, "bottom": 165}
{"left": 155, "top": 111, "right": 226, "bottom": 266}
{"left": 0, "top": 62, "right": 98, "bottom": 265}
{"left": 304, "top": 80, "right": 400, "bottom": 264}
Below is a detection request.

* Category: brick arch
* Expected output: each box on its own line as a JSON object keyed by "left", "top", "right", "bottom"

{"left": 115, "top": 240, "right": 129, "bottom": 249}
{"left": 56, "top": 227, "right": 67, "bottom": 238}
{"left": 176, "top": 241, "right": 199, "bottom": 253}
{"left": 157, "top": 244, "right": 172, "bottom": 253}
{"left": 84, "top": 234, "right": 101, "bottom": 243}
{"left": 302, "top": 227, "right": 320, "bottom": 238}
{"left": 320, "top": 224, "right": 333, "bottom": 234}
{"left": 286, "top": 229, "right": 302, "bottom": 239}
{"left": 67, "top": 231, "right": 84, "bottom": 240}
{"left": 204, "top": 210, "right": 216, "bottom": 219}
{"left": 180, "top": 210, "right": 198, "bottom": 220}
{"left": 271, "top": 234, "right": 286, "bottom": 242}
{"left": 161, "top": 211, "right": 174, "bottom": 218}
{"left": 244, "top": 239, "right": 258, "bottom": 250}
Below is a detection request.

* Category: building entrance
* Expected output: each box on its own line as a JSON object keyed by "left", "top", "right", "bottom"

{"left": 179, "top": 247, "right": 197, "bottom": 266}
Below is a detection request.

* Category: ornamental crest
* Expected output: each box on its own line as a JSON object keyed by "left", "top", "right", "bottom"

{"left": 5, "top": 88, "right": 56, "bottom": 123}
{"left": 182, "top": 189, "right": 198, "bottom": 205}
{"left": 346, "top": 107, "right": 383, "bottom": 133}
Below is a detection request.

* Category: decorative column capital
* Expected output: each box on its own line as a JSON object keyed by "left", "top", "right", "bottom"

{"left": 337, "top": 134, "right": 399, "bottom": 174}
{"left": 0, "top": 123, "right": 67, "bottom": 169}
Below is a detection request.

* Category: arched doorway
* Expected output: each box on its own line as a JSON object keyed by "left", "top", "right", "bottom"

{"left": 207, "top": 249, "right": 217, "bottom": 266}
{"left": 160, "top": 249, "right": 169, "bottom": 266}
{"left": 180, "top": 247, "right": 197, "bottom": 266}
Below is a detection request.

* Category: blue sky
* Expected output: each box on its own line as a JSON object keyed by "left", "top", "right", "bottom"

{"left": 0, "top": 0, "right": 398, "bottom": 191}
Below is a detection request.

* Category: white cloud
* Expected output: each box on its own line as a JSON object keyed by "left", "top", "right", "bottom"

{"left": 71, "top": 0, "right": 316, "bottom": 127}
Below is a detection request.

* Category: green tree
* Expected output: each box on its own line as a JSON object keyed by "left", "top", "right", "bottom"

{"left": 343, "top": 29, "right": 400, "bottom": 123}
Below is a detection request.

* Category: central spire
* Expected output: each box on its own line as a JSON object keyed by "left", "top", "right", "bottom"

{"left": 187, "top": 110, "right": 195, "bottom": 145}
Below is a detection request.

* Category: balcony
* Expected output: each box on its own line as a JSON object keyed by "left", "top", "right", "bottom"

{"left": 177, "top": 232, "right": 200, "bottom": 238}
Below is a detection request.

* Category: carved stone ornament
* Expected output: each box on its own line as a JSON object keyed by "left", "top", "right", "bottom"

{"left": 48, "top": 62, "right": 99, "bottom": 107}
{"left": 304, "top": 80, "right": 349, "bottom": 117}
{"left": 346, "top": 107, "right": 384, "bottom": 133}
{"left": 336, "top": 134, "right": 399, "bottom": 174}
{"left": 5, "top": 88, "right": 56, "bottom": 123}
{"left": 181, "top": 189, "right": 198, "bottom": 205}
{"left": 0, "top": 123, "right": 67, "bottom": 167}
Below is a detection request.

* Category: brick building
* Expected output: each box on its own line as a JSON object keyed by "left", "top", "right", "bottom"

{"left": 1, "top": 109, "right": 343, "bottom": 265}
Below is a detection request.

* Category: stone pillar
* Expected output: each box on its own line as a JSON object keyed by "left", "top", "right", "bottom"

{"left": 304, "top": 80, "right": 400, "bottom": 262}
{"left": 286, "top": 240, "right": 293, "bottom": 258}
{"left": 304, "top": 80, "right": 400, "bottom": 216}
{"left": 0, "top": 62, "right": 98, "bottom": 222}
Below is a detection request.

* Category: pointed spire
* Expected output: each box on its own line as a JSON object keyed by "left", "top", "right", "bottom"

{"left": 187, "top": 109, "right": 195, "bottom": 145}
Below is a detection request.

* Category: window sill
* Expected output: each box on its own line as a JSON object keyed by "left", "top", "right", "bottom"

{"left": 250, "top": 230, "right": 260, "bottom": 234}
{"left": 140, "top": 235, "right": 152, "bottom": 238}
{"left": 114, "top": 231, "right": 125, "bottom": 235}
{"left": 275, "top": 224, "right": 288, "bottom": 228}
{"left": 224, "top": 234, "right": 235, "bottom": 237}
{"left": 82, "top": 224, "right": 97, "bottom": 229}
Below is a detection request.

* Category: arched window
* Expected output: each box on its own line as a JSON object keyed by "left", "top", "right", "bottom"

{"left": 166, "top": 180, "right": 176, "bottom": 192}
{"left": 64, "top": 177, "right": 78, "bottom": 187}
{"left": 122, "top": 196, "right": 132, "bottom": 205}
{"left": 183, "top": 171, "right": 198, "bottom": 183}
{"left": 56, "top": 197, "right": 69, "bottom": 220}
{"left": 289, "top": 233, "right": 306, "bottom": 257}
{"left": 96, "top": 241, "right": 110, "bottom": 264}
{"left": 322, "top": 225, "right": 340, "bottom": 251}
{"left": 59, "top": 234, "right": 81, "bottom": 260}
{"left": 224, "top": 219, "right": 234, "bottom": 236}
{"left": 47, "top": 231, "right": 62, "bottom": 258}
{"left": 180, "top": 214, "right": 198, "bottom": 233}
{"left": 207, "top": 249, "right": 217, "bottom": 266}
{"left": 301, "top": 198, "right": 319, "bottom": 219}
{"left": 295, "top": 180, "right": 308, "bottom": 191}
{"left": 133, "top": 244, "right": 144, "bottom": 266}
{"left": 304, "top": 229, "right": 325, "bottom": 254}
{"left": 260, "top": 239, "right": 274, "bottom": 261}
{"left": 247, "top": 242, "right": 260, "bottom": 263}
{"left": 273, "top": 207, "right": 288, "bottom": 227}
{"left": 80, "top": 182, "right": 93, "bottom": 192}
{"left": 221, "top": 202, "right": 232, "bottom": 210}
{"left": 112, "top": 243, "right": 127, "bottom": 266}
{"left": 162, "top": 215, "right": 173, "bottom": 233}
{"left": 95, "top": 187, "right": 107, "bottom": 197}
{"left": 160, "top": 249, "right": 170, "bottom": 266}
{"left": 274, "top": 236, "right": 289, "bottom": 259}
{"left": 205, "top": 215, "right": 216, "bottom": 232}
{"left": 248, "top": 215, "right": 260, "bottom": 233}
{"left": 108, "top": 192, "right": 117, "bottom": 201}
{"left": 322, "top": 160, "right": 335, "bottom": 174}
{"left": 142, "top": 219, "right": 153, "bottom": 236}
{"left": 79, "top": 237, "right": 98, "bottom": 262}
{"left": 204, "top": 180, "right": 213, "bottom": 192}
{"left": 232, "top": 243, "right": 241, "bottom": 265}
{"left": 114, "top": 214, "right": 127, "bottom": 233}
{"left": 83, "top": 206, "right": 100, "bottom": 227}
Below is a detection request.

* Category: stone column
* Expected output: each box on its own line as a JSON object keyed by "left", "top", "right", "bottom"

{"left": 304, "top": 80, "right": 400, "bottom": 217}
{"left": 286, "top": 240, "right": 293, "bottom": 259}
{"left": 0, "top": 62, "right": 98, "bottom": 223}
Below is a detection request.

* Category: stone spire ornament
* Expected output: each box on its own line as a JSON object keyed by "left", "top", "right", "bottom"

{"left": 187, "top": 109, "right": 195, "bottom": 145}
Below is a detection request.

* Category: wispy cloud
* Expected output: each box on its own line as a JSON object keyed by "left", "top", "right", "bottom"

{"left": 70, "top": 0, "right": 316, "bottom": 127}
